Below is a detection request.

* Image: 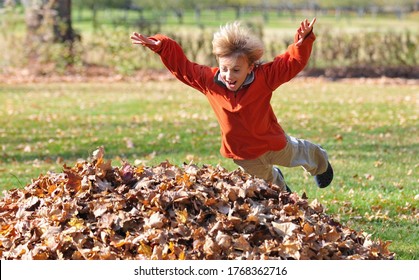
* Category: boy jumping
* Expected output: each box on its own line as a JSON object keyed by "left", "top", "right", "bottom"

{"left": 131, "top": 18, "right": 333, "bottom": 192}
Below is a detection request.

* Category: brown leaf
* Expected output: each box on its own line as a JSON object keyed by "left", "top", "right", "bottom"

{"left": 272, "top": 222, "right": 298, "bottom": 238}
{"left": 233, "top": 235, "right": 251, "bottom": 251}
{"left": 145, "top": 212, "right": 165, "bottom": 229}
{"left": 63, "top": 168, "right": 82, "bottom": 193}
{"left": 324, "top": 228, "right": 341, "bottom": 243}
{"left": 278, "top": 239, "right": 301, "bottom": 259}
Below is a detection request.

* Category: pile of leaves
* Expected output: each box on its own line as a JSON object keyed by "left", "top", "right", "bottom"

{"left": 0, "top": 148, "right": 394, "bottom": 260}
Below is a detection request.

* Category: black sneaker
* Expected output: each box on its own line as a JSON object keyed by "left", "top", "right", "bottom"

{"left": 274, "top": 167, "right": 292, "bottom": 193}
{"left": 314, "top": 161, "right": 333, "bottom": 188}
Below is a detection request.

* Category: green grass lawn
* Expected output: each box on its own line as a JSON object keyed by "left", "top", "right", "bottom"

{"left": 0, "top": 78, "right": 418, "bottom": 259}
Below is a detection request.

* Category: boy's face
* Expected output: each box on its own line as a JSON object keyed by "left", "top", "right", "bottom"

{"left": 218, "top": 55, "right": 254, "bottom": 91}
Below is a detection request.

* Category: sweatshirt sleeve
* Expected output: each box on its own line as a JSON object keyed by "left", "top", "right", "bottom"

{"left": 262, "top": 31, "right": 316, "bottom": 90}
{"left": 149, "top": 34, "right": 214, "bottom": 93}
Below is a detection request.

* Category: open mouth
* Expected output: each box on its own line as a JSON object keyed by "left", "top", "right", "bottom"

{"left": 226, "top": 80, "right": 237, "bottom": 89}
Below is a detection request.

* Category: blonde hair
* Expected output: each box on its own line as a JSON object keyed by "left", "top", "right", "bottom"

{"left": 212, "top": 21, "right": 264, "bottom": 65}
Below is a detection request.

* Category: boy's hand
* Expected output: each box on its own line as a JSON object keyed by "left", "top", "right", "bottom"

{"left": 296, "top": 18, "right": 316, "bottom": 47}
{"left": 131, "top": 32, "right": 161, "bottom": 51}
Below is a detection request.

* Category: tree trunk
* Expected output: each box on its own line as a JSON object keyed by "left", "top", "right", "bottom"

{"left": 24, "top": 0, "right": 76, "bottom": 69}
{"left": 52, "top": 0, "right": 74, "bottom": 43}
{"left": 24, "top": 0, "right": 74, "bottom": 43}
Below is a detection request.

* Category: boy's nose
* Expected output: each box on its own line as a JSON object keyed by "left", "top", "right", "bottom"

{"left": 225, "top": 71, "right": 232, "bottom": 80}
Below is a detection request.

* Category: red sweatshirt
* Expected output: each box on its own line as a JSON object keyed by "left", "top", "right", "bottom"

{"left": 150, "top": 31, "right": 315, "bottom": 160}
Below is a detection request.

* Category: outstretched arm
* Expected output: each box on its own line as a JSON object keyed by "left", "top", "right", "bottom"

{"left": 296, "top": 18, "right": 316, "bottom": 47}
{"left": 263, "top": 18, "right": 316, "bottom": 89}
{"left": 130, "top": 32, "right": 214, "bottom": 93}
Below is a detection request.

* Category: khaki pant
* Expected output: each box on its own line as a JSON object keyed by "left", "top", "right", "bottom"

{"left": 233, "top": 135, "right": 329, "bottom": 190}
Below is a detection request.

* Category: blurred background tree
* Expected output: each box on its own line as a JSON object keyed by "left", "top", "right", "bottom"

{"left": 22, "top": 0, "right": 74, "bottom": 43}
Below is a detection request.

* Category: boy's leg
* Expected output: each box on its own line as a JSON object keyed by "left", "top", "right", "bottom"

{"left": 273, "top": 166, "right": 292, "bottom": 192}
{"left": 233, "top": 154, "right": 288, "bottom": 191}
{"left": 267, "top": 135, "right": 333, "bottom": 187}
{"left": 268, "top": 135, "right": 329, "bottom": 176}
{"left": 233, "top": 135, "right": 332, "bottom": 189}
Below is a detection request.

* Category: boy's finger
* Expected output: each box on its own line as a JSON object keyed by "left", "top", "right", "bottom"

{"left": 131, "top": 32, "right": 141, "bottom": 39}
{"left": 309, "top": 17, "right": 317, "bottom": 28}
{"left": 297, "top": 29, "right": 304, "bottom": 37}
